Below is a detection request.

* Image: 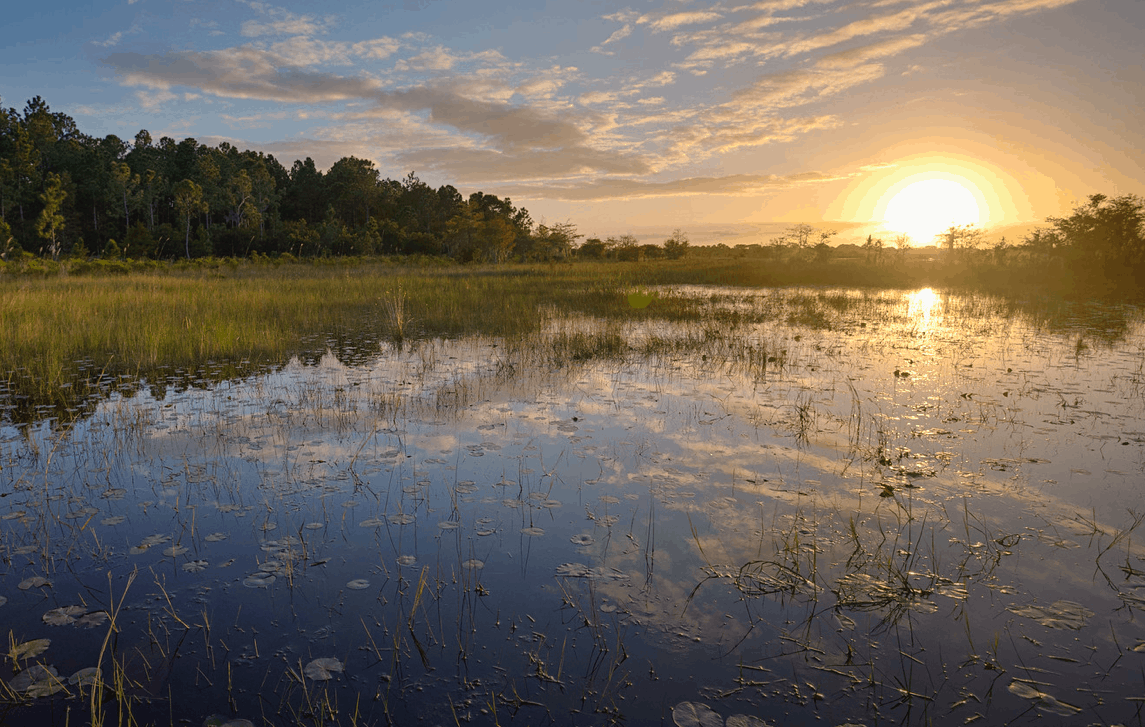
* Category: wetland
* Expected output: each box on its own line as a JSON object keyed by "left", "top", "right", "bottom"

{"left": 2, "top": 264, "right": 1145, "bottom": 726}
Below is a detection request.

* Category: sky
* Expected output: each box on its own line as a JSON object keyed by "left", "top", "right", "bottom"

{"left": 2, "top": 0, "right": 1143, "bottom": 245}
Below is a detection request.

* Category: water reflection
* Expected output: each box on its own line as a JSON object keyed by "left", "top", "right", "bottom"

{"left": 1, "top": 287, "right": 1144, "bottom": 726}
{"left": 906, "top": 286, "right": 941, "bottom": 332}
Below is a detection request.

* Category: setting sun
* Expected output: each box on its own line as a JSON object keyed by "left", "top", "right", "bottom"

{"left": 881, "top": 178, "right": 983, "bottom": 245}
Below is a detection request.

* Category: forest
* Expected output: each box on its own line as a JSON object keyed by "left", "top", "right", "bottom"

{"left": 0, "top": 95, "right": 595, "bottom": 263}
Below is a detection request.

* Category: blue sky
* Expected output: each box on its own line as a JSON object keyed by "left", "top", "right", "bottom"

{"left": 3, "top": 0, "right": 1143, "bottom": 243}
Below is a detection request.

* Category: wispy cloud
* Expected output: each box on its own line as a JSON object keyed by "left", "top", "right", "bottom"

{"left": 238, "top": 0, "right": 334, "bottom": 38}
{"left": 495, "top": 170, "right": 844, "bottom": 201}
{"left": 639, "top": 10, "right": 724, "bottom": 32}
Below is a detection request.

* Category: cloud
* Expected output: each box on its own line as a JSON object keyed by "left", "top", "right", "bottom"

{"left": 238, "top": 1, "right": 333, "bottom": 38}
{"left": 380, "top": 87, "right": 590, "bottom": 151}
{"left": 394, "top": 145, "right": 649, "bottom": 183}
{"left": 730, "top": 64, "right": 887, "bottom": 110}
{"left": 640, "top": 11, "right": 724, "bottom": 32}
{"left": 602, "top": 24, "right": 633, "bottom": 44}
{"left": 813, "top": 34, "right": 928, "bottom": 69}
{"left": 102, "top": 48, "right": 384, "bottom": 102}
{"left": 495, "top": 170, "right": 843, "bottom": 201}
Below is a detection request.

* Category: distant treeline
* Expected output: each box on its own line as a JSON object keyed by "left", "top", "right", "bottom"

{"left": 0, "top": 95, "right": 626, "bottom": 263}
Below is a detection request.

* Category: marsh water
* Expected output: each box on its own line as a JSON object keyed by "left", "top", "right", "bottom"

{"left": 3, "top": 286, "right": 1145, "bottom": 726}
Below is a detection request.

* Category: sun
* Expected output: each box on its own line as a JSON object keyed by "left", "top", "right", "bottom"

{"left": 881, "top": 178, "right": 982, "bottom": 245}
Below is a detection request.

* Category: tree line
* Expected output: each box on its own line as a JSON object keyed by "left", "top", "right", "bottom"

{"left": 0, "top": 95, "right": 587, "bottom": 262}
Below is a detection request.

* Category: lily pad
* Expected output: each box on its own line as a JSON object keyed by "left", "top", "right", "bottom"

{"left": 10, "top": 638, "right": 50, "bottom": 661}
{"left": 18, "top": 576, "right": 51, "bottom": 590}
{"left": 726, "top": 716, "right": 769, "bottom": 727}
{"left": 204, "top": 532, "right": 228, "bottom": 542}
{"left": 101, "top": 516, "right": 126, "bottom": 526}
{"left": 387, "top": 514, "right": 415, "bottom": 525}
{"left": 163, "top": 545, "right": 189, "bottom": 557}
{"left": 396, "top": 555, "right": 417, "bottom": 567}
{"left": 9, "top": 664, "right": 59, "bottom": 692}
{"left": 359, "top": 518, "right": 385, "bottom": 528}
{"left": 43, "top": 605, "right": 87, "bottom": 626}
{"left": 77, "top": 611, "right": 109, "bottom": 628}
{"left": 437, "top": 521, "right": 460, "bottom": 530}
{"left": 570, "top": 534, "right": 595, "bottom": 546}
{"left": 303, "top": 657, "right": 344, "bottom": 681}
{"left": 68, "top": 667, "right": 102, "bottom": 686}
{"left": 243, "top": 573, "right": 276, "bottom": 588}
{"left": 203, "top": 717, "right": 255, "bottom": 727}
{"left": 0, "top": 595, "right": 7, "bottom": 607}
{"left": 346, "top": 579, "right": 370, "bottom": 590}
{"left": 461, "top": 559, "right": 484, "bottom": 570}
{"left": 520, "top": 527, "right": 545, "bottom": 536}
{"left": 182, "top": 560, "right": 209, "bottom": 573}
{"left": 672, "top": 701, "right": 722, "bottom": 727}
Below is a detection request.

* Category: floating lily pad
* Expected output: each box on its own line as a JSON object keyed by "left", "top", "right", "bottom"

{"left": 182, "top": 560, "right": 209, "bottom": 573}
{"left": 475, "top": 528, "right": 496, "bottom": 536}
{"left": 0, "top": 595, "right": 7, "bottom": 607}
{"left": 9, "top": 664, "right": 58, "bottom": 692}
{"left": 461, "top": 559, "right": 484, "bottom": 570}
{"left": 163, "top": 545, "right": 189, "bottom": 557}
{"left": 243, "top": 573, "right": 276, "bottom": 588}
{"left": 570, "top": 534, "right": 595, "bottom": 546}
{"left": 68, "top": 667, "right": 101, "bottom": 686}
{"left": 303, "top": 657, "right": 344, "bottom": 681}
{"left": 437, "top": 521, "right": 460, "bottom": 530}
{"left": 303, "top": 522, "right": 324, "bottom": 530}
{"left": 346, "top": 579, "right": 370, "bottom": 590}
{"left": 726, "top": 716, "right": 769, "bottom": 727}
{"left": 10, "top": 638, "right": 50, "bottom": 661}
{"left": 520, "top": 527, "right": 545, "bottom": 536}
{"left": 672, "top": 701, "right": 722, "bottom": 727}
{"left": 203, "top": 716, "right": 255, "bottom": 727}
{"left": 387, "top": 514, "right": 415, "bottom": 525}
{"left": 77, "top": 611, "right": 109, "bottom": 628}
{"left": 101, "top": 516, "right": 126, "bottom": 526}
{"left": 1007, "top": 600, "right": 1093, "bottom": 630}
{"left": 359, "top": 518, "right": 385, "bottom": 528}
{"left": 204, "top": 532, "right": 228, "bottom": 542}
{"left": 43, "top": 605, "right": 86, "bottom": 626}
{"left": 18, "top": 576, "right": 51, "bottom": 590}
{"left": 396, "top": 555, "right": 417, "bottom": 567}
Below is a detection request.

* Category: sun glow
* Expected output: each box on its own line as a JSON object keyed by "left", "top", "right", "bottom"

{"left": 881, "top": 178, "right": 982, "bottom": 245}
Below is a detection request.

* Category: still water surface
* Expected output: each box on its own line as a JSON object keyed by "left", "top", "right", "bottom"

{"left": 2, "top": 286, "right": 1144, "bottom": 726}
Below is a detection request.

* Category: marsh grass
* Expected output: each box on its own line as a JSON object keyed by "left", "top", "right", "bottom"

{"left": 5, "top": 259, "right": 1141, "bottom": 425}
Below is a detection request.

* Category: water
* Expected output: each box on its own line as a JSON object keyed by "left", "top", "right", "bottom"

{"left": 2, "top": 286, "right": 1144, "bottom": 726}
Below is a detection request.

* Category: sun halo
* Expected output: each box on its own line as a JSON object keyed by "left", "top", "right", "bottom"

{"left": 880, "top": 178, "right": 983, "bottom": 245}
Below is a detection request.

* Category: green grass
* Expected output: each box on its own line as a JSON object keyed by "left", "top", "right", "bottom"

{"left": 1, "top": 254, "right": 1139, "bottom": 424}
